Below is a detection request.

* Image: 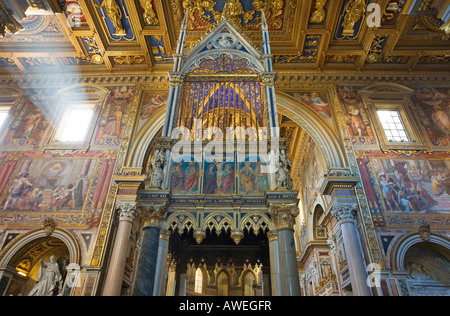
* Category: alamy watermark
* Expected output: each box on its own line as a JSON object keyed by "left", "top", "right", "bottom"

{"left": 366, "top": 263, "right": 382, "bottom": 289}
{"left": 366, "top": 4, "right": 382, "bottom": 28}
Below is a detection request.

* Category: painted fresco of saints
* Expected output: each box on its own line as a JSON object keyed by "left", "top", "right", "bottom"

{"left": 141, "top": 93, "right": 167, "bottom": 121}
{"left": 19, "top": 108, "right": 43, "bottom": 138}
{"left": 170, "top": 162, "right": 185, "bottom": 193}
{"left": 255, "top": 161, "right": 269, "bottom": 193}
{"left": 221, "top": 164, "right": 235, "bottom": 194}
{"left": 432, "top": 105, "right": 450, "bottom": 136}
{"left": 203, "top": 164, "right": 217, "bottom": 194}
{"left": 102, "top": 105, "right": 123, "bottom": 137}
{"left": 240, "top": 161, "right": 255, "bottom": 193}
{"left": 184, "top": 161, "right": 199, "bottom": 194}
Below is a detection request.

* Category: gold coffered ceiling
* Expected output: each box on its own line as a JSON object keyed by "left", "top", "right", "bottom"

{"left": 0, "top": 0, "right": 449, "bottom": 75}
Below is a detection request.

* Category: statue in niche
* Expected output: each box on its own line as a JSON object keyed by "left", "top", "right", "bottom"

{"left": 276, "top": 152, "right": 293, "bottom": 190}
{"left": 342, "top": 0, "right": 366, "bottom": 36}
{"left": 96, "top": 0, "right": 127, "bottom": 36}
{"left": 139, "top": 0, "right": 159, "bottom": 25}
{"left": 146, "top": 149, "right": 166, "bottom": 189}
{"left": 407, "top": 262, "right": 435, "bottom": 281}
{"left": 28, "top": 255, "right": 62, "bottom": 296}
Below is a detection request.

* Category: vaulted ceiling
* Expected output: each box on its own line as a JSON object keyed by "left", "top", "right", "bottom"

{"left": 0, "top": 0, "right": 449, "bottom": 76}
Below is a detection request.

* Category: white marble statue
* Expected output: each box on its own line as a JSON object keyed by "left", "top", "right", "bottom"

{"left": 28, "top": 255, "right": 62, "bottom": 296}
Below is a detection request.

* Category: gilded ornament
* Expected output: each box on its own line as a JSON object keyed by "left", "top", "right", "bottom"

{"left": 96, "top": 0, "right": 127, "bottom": 36}
{"left": 222, "top": 0, "right": 245, "bottom": 25}
{"left": 114, "top": 55, "right": 145, "bottom": 65}
{"left": 139, "top": 0, "right": 159, "bottom": 25}
{"left": 230, "top": 230, "right": 244, "bottom": 244}
{"left": 309, "top": 0, "right": 328, "bottom": 24}
{"left": 342, "top": 0, "right": 366, "bottom": 36}
{"left": 269, "top": 204, "right": 299, "bottom": 230}
{"left": 91, "top": 54, "right": 104, "bottom": 64}
{"left": 193, "top": 229, "right": 206, "bottom": 244}
{"left": 43, "top": 218, "right": 56, "bottom": 236}
{"left": 419, "top": 222, "right": 431, "bottom": 242}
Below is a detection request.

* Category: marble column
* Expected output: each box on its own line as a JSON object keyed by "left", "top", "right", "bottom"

{"left": 154, "top": 229, "right": 171, "bottom": 296}
{"left": 103, "top": 203, "right": 140, "bottom": 296}
{"left": 267, "top": 230, "right": 281, "bottom": 296}
{"left": 269, "top": 204, "right": 301, "bottom": 296}
{"left": 331, "top": 203, "right": 372, "bottom": 296}
{"left": 132, "top": 205, "right": 167, "bottom": 296}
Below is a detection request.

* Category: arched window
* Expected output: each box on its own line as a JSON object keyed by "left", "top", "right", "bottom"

{"left": 217, "top": 272, "right": 229, "bottom": 296}
{"left": 194, "top": 268, "right": 203, "bottom": 294}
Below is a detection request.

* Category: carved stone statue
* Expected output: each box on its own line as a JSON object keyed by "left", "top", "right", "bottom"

{"left": 28, "top": 255, "right": 62, "bottom": 296}
{"left": 276, "top": 151, "right": 293, "bottom": 189}
{"left": 146, "top": 149, "right": 166, "bottom": 189}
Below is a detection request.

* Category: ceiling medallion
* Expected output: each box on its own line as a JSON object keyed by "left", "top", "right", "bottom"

{"left": 91, "top": 54, "right": 104, "bottom": 64}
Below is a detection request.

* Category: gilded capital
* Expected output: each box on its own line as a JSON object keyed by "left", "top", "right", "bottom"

{"left": 117, "top": 203, "right": 140, "bottom": 222}
{"left": 269, "top": 204, "right": 299, "bottom": 230}
{"left": 331, "top": 203, "right": 358, "bottom": 224}
{"left": 142, "top": 205, "right": 167, "bottom": 227}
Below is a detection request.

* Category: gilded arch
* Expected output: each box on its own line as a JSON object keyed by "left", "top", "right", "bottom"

{"left": 276, "top": 92, "right": 346, "bottom": 171}
{"left": 126, "top": 92, "right": 347, "bottom": 172}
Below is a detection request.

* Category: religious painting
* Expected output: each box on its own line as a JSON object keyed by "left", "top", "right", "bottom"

{"left": 169, "top": 159, "right": 201, "bottom": 195}
{"left": 337, "top": 86, "right": 377, "bottom": 145}
{"left": 300, "top": 137, "right": 325, "bottom": 211}
{"left": 411, "top": 88, "right": 450, "bottom": 147}
{"left": 138, "top": 91, "right": 168, "bottom": 130}
{"left": 94, "top": 85, "right": 135, "bottom": 146}
{"left": 1, "top": 97, "right": 50, "bottom": 147}
{"left": 238, "top": 156, "right": 270, "bottom": 195}
{"left": 0, "top": 158, "right": 97, "bottom": 212}
{"left": 291, "top": 91, "right": 335, "bottom": 130}
{"left": 202, "top": 156, "right": 236, "bottom": 195}
{"left": 371, "top": 158, "right": 450, "bottom": 214}
{"left": 319, "top": 258, "right": 333, "bottom": 280}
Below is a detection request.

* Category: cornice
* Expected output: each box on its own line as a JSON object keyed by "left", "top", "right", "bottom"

{"left": 0, "top": 70, "right": 448, "bottom": 88}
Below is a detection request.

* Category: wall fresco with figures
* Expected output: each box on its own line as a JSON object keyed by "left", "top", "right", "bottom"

{"left": 0, "top": 84, "right": 138, "bottom": 268}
